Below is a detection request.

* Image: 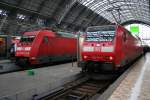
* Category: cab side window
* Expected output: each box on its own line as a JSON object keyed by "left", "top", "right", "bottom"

{"left": 43, "top": 36, "right": 49, "bottom": 44}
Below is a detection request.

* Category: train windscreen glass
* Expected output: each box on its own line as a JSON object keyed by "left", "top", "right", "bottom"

{"left": 20, "top": 36, "right": 35, "bottom": 42}
{"left": 86, "top": 26, "right": 115, "bottom": 42}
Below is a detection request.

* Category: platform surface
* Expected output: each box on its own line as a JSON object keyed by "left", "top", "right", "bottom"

{"left": 0, "top": 59, "right": 20, "bottom": 73}
{"left": 108, "top": 53, "right": 150, "bottom": 100}
{"left": 0, "top": 59, "right": 10, "bottom": 64}
{"left": 0, "top": 62, "right": 81, "bottom": 99}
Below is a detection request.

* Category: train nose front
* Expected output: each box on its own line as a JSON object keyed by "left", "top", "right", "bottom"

{"left": 16, "top": 43, "right": 32, "bottom": 57}
{"left": 81, "top": 42, "right": 114, "bottom": 62}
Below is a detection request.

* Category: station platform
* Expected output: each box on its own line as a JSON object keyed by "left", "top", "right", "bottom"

{"left": 0, "top": 59, "right": 10, "bottom": 64}
{"left": 0, "top": 59, "right": 20, "bottom": 73}
{"left": 0, "top": 62, "right": 81, "bottom": 99}
{"left": 107, "top": 53, "right": 150, "bottom": 100}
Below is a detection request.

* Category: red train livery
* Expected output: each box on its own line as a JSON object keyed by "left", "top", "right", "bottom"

{"left": 79, "top": 24, "right": 143, "bottom": 72}
{"left": 15, "top": 29, "right": 77, "bottom": 66}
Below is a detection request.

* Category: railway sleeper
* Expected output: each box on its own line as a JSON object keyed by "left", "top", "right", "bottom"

{"left": 79, "top": 85, "right": 99, "bottom": 90}
{"left": 75, "top": 88, "right": 98, "bottom": 94}
{"left": 67, "top": 92, "right": 88, "bottom": 100}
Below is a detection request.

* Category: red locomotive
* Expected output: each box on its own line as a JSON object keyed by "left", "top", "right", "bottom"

{"left": 15, "top": 29, "right": 77, "bottom": 66}
{"left": 79, "top": 24, "right": 143, "bottom": 72}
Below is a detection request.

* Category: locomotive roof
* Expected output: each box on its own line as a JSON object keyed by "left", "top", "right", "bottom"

{"left": 23, "top": 30, "right": 76, "bottom": 38}
{"left": 56, "top": 31, "right": 76, "bottom": 38}
{"left": 23, "top": 31, "right": 41, "bottom": 36}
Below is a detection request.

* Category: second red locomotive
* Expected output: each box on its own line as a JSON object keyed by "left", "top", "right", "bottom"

{"left": 15, "top": 29, "right": 77, "bottom": 66}
{"left": 79, "top": 24, "right": 143, "bottom": 72}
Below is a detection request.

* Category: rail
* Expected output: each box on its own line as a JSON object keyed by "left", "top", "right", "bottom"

{"left": 33, "top": 74, "right": 116, "bottom": 100}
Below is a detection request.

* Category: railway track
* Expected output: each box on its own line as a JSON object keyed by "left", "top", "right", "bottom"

{"left": 34, "top": 75, "right": 116, "bottom": 100}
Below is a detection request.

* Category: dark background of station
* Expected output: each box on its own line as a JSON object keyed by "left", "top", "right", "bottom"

{"left": 0, "top": 0, "right": 112, "bottom": 35}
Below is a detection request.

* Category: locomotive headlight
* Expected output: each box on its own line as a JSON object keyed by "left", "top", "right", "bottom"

{"left": 109, "top": 56, "right": 113, "bottom": 60}
{"left": 31, "top": 57, "right": 36, "bottom": 60}
{"left": 104, "top": 56, "right": 113, "bottom": 60}
{"left": 83, "top": 55, "right": 88, "bottom": 59}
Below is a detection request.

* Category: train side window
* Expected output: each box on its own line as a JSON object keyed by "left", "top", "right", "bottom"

{"left": 44, "top": 36, "right": 49, "bottom": 44}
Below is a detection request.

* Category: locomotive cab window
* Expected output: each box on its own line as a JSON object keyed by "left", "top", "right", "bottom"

{"left": 85, "top": 25, "right": 115, "bottom": 42}
{"left": 44, "top": 36, "right": 49, "bottom": 43}
{"left": 20, "top": 36, "right": 35, "bottom": 42}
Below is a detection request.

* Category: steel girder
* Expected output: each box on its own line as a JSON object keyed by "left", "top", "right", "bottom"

{"left": 79, "top": 0, "right": 150, "bottom": 25}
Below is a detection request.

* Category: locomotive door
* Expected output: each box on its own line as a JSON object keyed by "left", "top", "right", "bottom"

{"left": 39, "top": 36, "right": 50, "bottom": 63}
{"left": 122, "top": 32, "right": 129, "bottom": 64}
{"left": 43, "top": 36, "right": 50, "bottom": 54}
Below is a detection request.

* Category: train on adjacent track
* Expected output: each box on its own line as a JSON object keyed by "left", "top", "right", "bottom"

{"left": 79, "top": 24, "right": 143, "bottom": 72}
{"left": 0, "top": 35, "right": 20, "bottom": 58}
{"left": 15, "top": 29, "right": 77, "bottom": 66}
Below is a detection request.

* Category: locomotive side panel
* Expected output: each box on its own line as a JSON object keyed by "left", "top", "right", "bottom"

{"left": 37, "top": 36, "right": 77, "bottom": 62}
{"left": 113, "top": 25, "right": 125, "bottom": 68}
{"left": 114, "top": 26, "right": 137, "bottom": 68}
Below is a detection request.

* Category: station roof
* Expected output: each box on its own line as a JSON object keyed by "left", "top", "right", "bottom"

{"left": 0, "top": 0, "right": 149, "bottom": 33}
{"left": 79, "top": 0, "right": 150, "bottom": 25}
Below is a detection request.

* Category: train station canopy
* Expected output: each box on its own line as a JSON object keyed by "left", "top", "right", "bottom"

{"left": 79, "top": 0, "right": 150, "bottom": 25}
{"left": 0, "top": 0, "right": 150, "bottom": 34}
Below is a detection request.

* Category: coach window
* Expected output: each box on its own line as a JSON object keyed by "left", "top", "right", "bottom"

{"left": 44, "top": 36, "right": 49, "bottom": 44}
